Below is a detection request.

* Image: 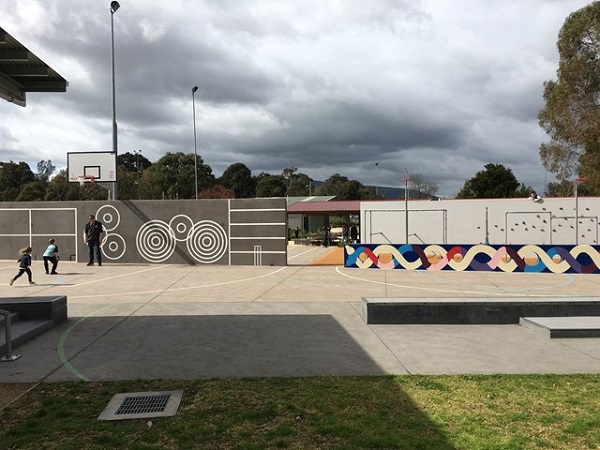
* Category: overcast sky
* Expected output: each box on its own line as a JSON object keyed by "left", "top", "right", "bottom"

{"left": 0, "top": 0, "right": 593, "bottom": 197}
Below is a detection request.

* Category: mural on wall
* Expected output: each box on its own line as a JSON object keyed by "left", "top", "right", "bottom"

{"left": 345, "top": 244, "right": 600, "bottom": 274}
{"left": 95, "top": 205, "right": 227, "bottom": 264}
{"left": 96, "top": 205, "right": 127, "bottom": 261}
{"left": 135, "top": 216, "right": 227, "bottom": 264}
{"left": 0, "top": 198, "right": 287, "bottom": 266}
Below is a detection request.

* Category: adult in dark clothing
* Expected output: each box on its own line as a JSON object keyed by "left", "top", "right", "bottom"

{"left": 350, "top": 224, "right": 358, "bottom": 243}
{"left": 322, "top": 223, "right": 331, "bottom": 247}
{"left": 83, "top": 214, "right": 104, "bottom": 266}
{"left": 342, "top": 223, "right": 349, "bottom": 243}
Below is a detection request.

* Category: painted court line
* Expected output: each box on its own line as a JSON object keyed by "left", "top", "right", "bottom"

{"left": 64, "top": 264, "right": 169, "bottom": 288}
{"left": 287, "top": 247, "right": 321, "bottom": 259}
{"left": 334, "top": 267, "right": 580, "bottom": 297}
{"left": 68, "top": 266, "right": 288, "bottom": 299}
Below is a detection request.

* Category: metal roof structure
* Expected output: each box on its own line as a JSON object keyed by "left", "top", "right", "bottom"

{"left": 0, "top": 27, "right": 68, "bottom": 107}
{"left": 286, "top": 196, "right": 335, "bottom": 206}
{"left": 287, "top": 200, "right": 361, "bottom": 216}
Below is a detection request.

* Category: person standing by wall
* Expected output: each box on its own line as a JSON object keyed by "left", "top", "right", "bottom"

{"left": 342, "top": 223, "right": 350, "bottom": 243}
{"left": 350, "top": 224, "right": 358, "bottom": 243}
{"left": 43, "top": 238, "right": 60, "bottom": 274}
{"left": 9, "top": 246, "right": 35, "bottom": 286}
{"left": 322, "top": 223, "right": 331, "bottom": 247}
{"left": 83, "top": 214, "right": 104, "bottom": 266}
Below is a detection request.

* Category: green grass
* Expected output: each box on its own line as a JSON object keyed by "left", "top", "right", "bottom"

{"left": 1, "top": 374, "right": 600, "bottom": 450}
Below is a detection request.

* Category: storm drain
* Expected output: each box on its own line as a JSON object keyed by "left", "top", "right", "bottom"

{"left": 98, "top": 390, "right": 183, "bottom": 421}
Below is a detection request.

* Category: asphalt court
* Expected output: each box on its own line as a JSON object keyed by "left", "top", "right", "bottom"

{"left": 1, "top": 244, "right": 600, "bottom": 383}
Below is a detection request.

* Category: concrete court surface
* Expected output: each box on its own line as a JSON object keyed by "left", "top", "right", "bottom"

{"left": 1, "top": 244, "right": 600, "bottom": 384}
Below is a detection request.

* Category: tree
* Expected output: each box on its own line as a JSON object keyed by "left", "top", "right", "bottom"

{"left": 546, "top": 179, "right": 593, "bottom": 197}
{"left": 357, "top": 185, "right": 381, "bottom": 200}
{"left": 256, "top": 175, "right": 286, "bottom": 197}
{"left": 314, "top": 174, "right": 363, "bottom": 200}
{"left": 219, "top": 163, "right": 255, "bottom": 198}
{"left": 0, "top": 161, "right": 36, "bottom": 201}
{"left": 410, "top": 173, "right": 439, "bottom": 199}
{"left": 456, "top": 163, "right": 520, "bottom": 199}
{"left": 199, "top": 185, "right": 235, "bottom": 199}
{"left": 115, "top": 165, "right": 141, "bottom": 200}
{"left": 515, "top": 183, "right": 534, "bottom": 198}
{"left": 45, "top": 170, "right": 80, "bottom": 201}
{"left": 538, "top": 2, "right": 600, "bottom": 194}
{"left": 16, "top": 181, "right": 46, "bottom": 201}
{"left": 117, "top": 151, "right": 151, "bottom": 173}
{"left": 139, "top": 152, "right": 215, "bottom": 200}
{"left": 282, "top": 167, "right": 313, "bottom": 197}
{"left": 79, "top": 181, "right": 110, "bottom": 201}
{"left": 36, "top": 160, "right": 55, "bottom": 184}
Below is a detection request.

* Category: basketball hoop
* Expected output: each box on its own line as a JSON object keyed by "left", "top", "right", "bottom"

{"left": 77, "top": 175, "right": 96, "bottom": 186}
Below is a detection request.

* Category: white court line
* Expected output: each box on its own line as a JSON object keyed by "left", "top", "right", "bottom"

{"left": 65, "top": 264, "right": 168, "bottom": 288}
{"left": 68, "top": 266, "right": 288, "bottom": 299}
{"left": 334, "top": 267, "right": 580, "bottom": 297}
{"left": 412, "top": 269, "right": 576, "bottom": 292}
{"left": 287, "top": 246, "right": 321, "bottom": 259}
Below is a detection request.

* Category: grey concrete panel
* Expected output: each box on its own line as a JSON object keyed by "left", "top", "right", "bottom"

{"left": 0, "top": 208, "right": 29, "bottom": 234}
{"left": 0, "top": 198, "right": 287, "bottom": 266}
{"left": 362, "top": 297, "right": 600, "bottom": 324}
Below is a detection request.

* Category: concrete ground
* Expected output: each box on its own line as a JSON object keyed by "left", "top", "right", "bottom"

{"left": 1, "top": 244, "right": 600, "bottom": 385}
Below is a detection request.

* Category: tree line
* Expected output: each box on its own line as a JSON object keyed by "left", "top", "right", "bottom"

{"left": 1, "top": 154, "right": 593, "bottom": 202}
{"left": 0, "top": 154, "right": 439, "bottom": 202}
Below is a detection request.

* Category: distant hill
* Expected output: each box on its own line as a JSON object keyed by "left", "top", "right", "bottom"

{"left": 311, "top": 181, "right": 439, "bottom": 200}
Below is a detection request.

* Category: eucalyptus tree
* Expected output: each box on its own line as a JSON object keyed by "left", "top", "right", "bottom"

{"left": 538, "top": 2, "right": 600, "bottom": 194}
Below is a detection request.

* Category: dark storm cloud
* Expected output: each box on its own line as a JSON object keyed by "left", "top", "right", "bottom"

{"left": 0, "top": 0, "right": 592, "bottom": 197}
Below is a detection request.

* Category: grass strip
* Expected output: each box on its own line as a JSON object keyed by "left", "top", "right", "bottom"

{"left": 1, "top": 374, "right": 599, "bottom": 450}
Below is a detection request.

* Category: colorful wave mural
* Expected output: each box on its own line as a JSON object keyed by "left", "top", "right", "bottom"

{"left": 344, "top": 244, "right": 600, "bottom": 274}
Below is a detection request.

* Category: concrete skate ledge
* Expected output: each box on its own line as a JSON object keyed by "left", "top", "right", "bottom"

{"left": 0, "top": 296, "right": 67, "bottom": 324}
{"left": 361, "top": 297, "right": 600, "bottom": 325}
{"left": 520, "top": 316, "right": 600, "bottom": 338}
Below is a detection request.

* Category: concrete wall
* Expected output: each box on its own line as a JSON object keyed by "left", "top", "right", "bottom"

{"left": 361, "top": 197, "right": 600, "bottom": 246}
{"left": 0, "top": 198, "right": 287, "bottom": 266}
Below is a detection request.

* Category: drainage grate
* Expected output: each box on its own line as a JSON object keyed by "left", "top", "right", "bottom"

{"left": 99, "top": 390, "right": 183, "bottom": 421}
{"left": 116, "top": 394, "right": 170, "bottom": 415}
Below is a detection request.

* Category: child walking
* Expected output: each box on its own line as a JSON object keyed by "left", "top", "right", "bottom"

{"left": 9, "top": 246, "right": 35, "bottom": 286}
{"left": 43, "top": 238, "right": 60, "bottom": 275}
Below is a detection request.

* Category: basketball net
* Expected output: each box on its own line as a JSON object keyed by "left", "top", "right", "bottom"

{"left": 77, "top": 175, "right": 96, "bottom": 186}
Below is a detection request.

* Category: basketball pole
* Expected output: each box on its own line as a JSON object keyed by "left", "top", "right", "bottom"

{"left": 110, "top": 1, "right": 120, "bottom": 201}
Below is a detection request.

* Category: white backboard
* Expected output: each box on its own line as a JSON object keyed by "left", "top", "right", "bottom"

{"left": 67, "top": 151, "right": 117, "bottom": 182}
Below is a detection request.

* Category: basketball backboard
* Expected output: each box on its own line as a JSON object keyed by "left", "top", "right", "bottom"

{"left": 67, "top": 151, "right": 116, "bottom": 183}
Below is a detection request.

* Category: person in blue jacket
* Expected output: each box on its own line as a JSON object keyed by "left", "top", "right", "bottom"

{"left": 43, "top": 238, "right": 60, "bottom": 275}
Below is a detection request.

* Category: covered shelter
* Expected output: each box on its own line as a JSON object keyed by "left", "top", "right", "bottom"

{"left": 0, "top": 26, "right": 68, "bottom": 107}
{"left": 287, "top": 199, "right": 361, "bottom": 243}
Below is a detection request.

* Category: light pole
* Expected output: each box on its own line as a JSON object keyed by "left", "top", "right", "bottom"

{"left": 403, "top": 169, "right": 410, "bottom": 244}
{"left": 574, "top": 177, "right": 588, "bottom": 245}
{"left": 110, "top": 1, "right": 120, "bottom": 201}
{"left": 192, "top": 86, "right": 199, "bottom": 199}
{"left": 375, "top": 162, "right": 379, "bottom": 196}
